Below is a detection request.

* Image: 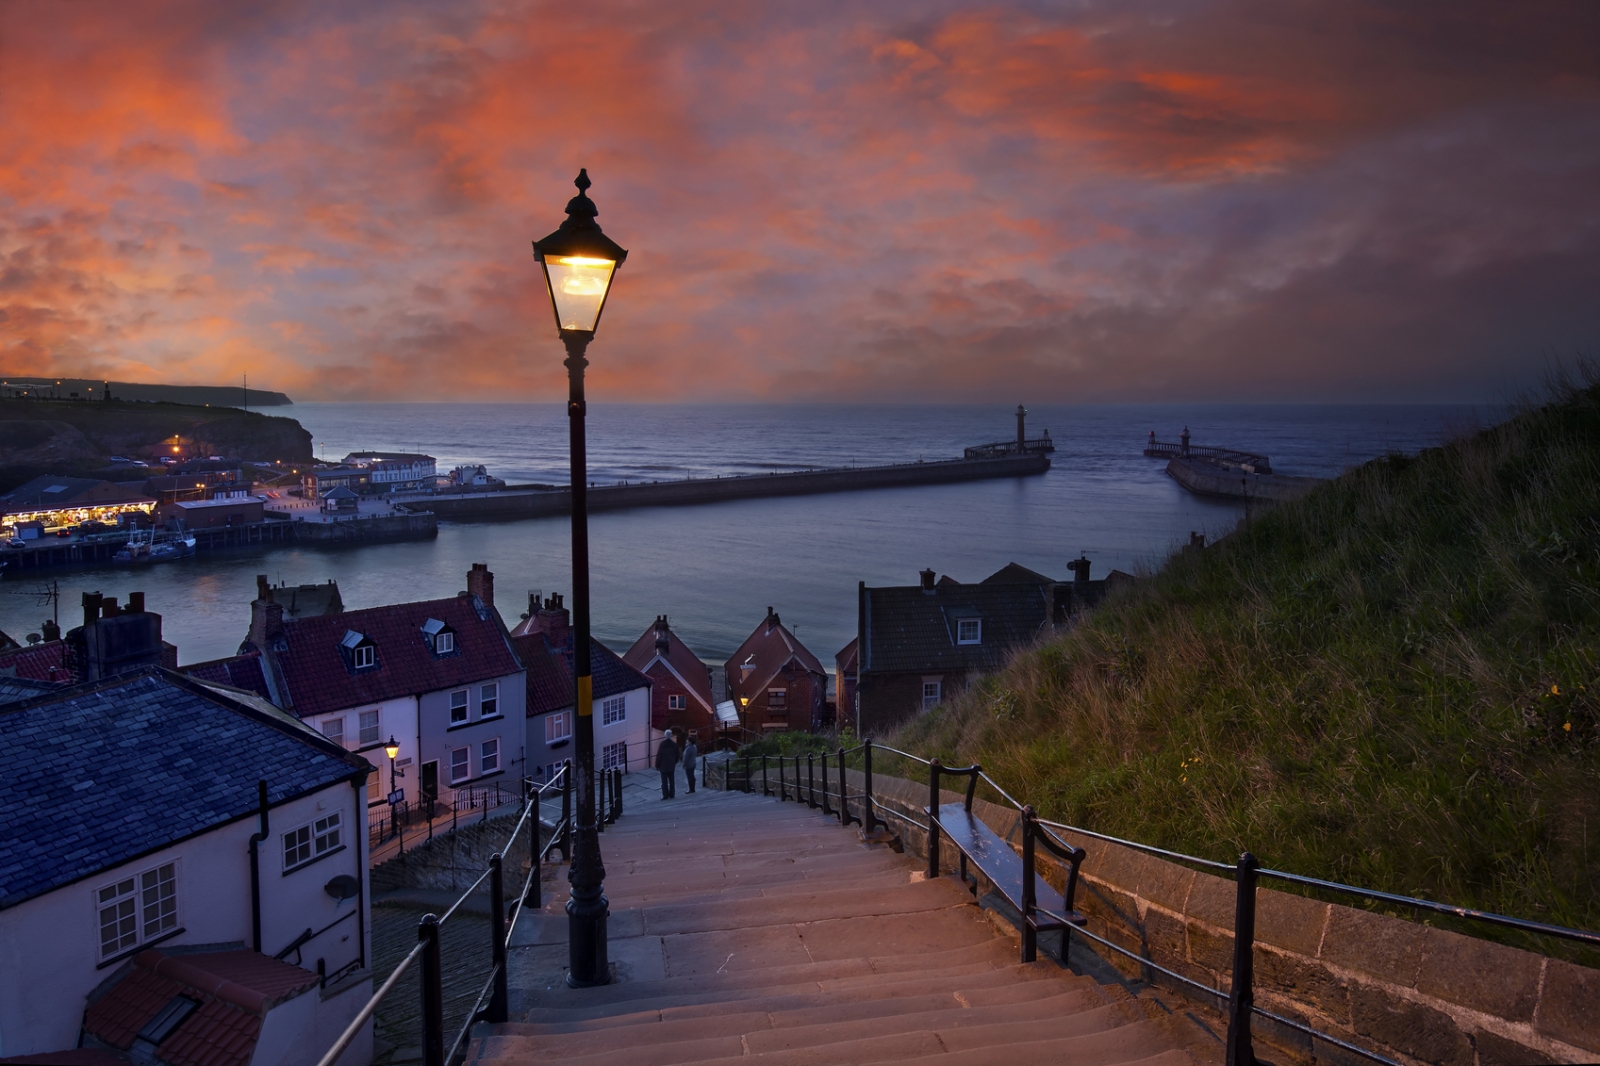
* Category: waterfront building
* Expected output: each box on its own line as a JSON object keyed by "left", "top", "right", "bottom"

{"left": 510, "top": 593, "right": 654, "bottom": 782}
{"left": 0, "top": 668, "right": 374, "bottom": 1066}
{"left": 300, "top": 466, "right": 370, "bottom": 498}
{"left": 724, "top": 608, "right": 828, "bottom": 734}
{"left": 622, "top": 615, "right": 717, "bottom": 744}
{"left": 236, "top": 565, "right": 524, "bottom": 813}
{"left": 852, "top": 564, "right": 1074, "bottom": 736}
{"left": 340, "top": 452, "right": 436, "bottom": 494}
{"left": 0, "top": 475, "right": 154, "bottom": 533}
{"left": 157, "top": 494, "right": 267, "bottom": 528}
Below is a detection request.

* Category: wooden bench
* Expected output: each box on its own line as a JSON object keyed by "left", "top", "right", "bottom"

{"left": 925, "top": 759, "right": 1087, "bottom": 963}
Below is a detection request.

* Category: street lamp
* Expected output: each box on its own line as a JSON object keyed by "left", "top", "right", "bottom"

{"left": 533, "top": 168, "right": 627, "bottom": 988}
{"left": 384, "top": 736, "right": 403, "bottom": 798}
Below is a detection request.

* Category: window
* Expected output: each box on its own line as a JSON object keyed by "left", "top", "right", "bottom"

{"left": 601, "top": 696, "right": 625, "bottom": 725}
{"left": 481, "top": 738, "right": 499, "bottom": 774}
{"left": 421, "top": 617, "right": 455, "bottom": 656}
{"left": 923, "top": 681, "right": 942, "bottom": 711}
{"left": 367, "top": 775, "right": 381, "bottom": 804}
{"left": 283, "top": 813, "right": 342, "bottom": 871}
{"left": 545, "top": 711, "right": 572, "bottom": 744}
{"left": 667, "top": 694, "right": 686, "bottom": 710}
{"left": 450, "top": 746, "right": 470, "bottom": 783}
{"left": 353, "top": 644, "right": 375, "bottom": 669}
{"left": 450, "top": 690, "right": 468, "bottom": 725}
{"left": 767, "top": 688, "right": 787, "bottom": 709}
{"left": 98, "top": 862, "right": 180, "bottom": 960}
{"left": 601, "top": 740, "right": 628, "bottom": 771}
{"left": 320, "top": 717, "right": 345, "bottom": 748}
{"left": 436, "top": 631, "right": 455, "bottom": 654}
{"left": 956, "top": 618, "right": 982, "bottom": 645}
{"left": 480, "top": 683, "right": 499, "bottom": 718}
{"left": 358, "top": 709, "right": 380, "bottom": 746}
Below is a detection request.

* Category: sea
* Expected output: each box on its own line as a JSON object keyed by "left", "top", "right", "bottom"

{"left": 0, "top": 403, "right": 1493, "bottom": 668}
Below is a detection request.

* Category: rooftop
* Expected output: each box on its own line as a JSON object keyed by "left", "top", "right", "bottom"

{"left": 860, "top": 573, "right": 1065, "bottom": 675}
{"left": 514, "top": 631, "right": 650, "bottom": 716}
{"left": 622, "top": 619, "right": 715, "bottom": 714}
{"left": 0, "top": 670, "right": 367, "bottom": 909}
{"left": 725, "top": 608, "right": 826, "bottom": 700}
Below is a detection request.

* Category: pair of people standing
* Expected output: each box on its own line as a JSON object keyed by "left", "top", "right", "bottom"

{"left": 655, "top": 730, "right": 698, "bottom": 799}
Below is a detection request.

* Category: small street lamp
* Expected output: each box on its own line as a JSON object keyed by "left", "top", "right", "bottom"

{"left": 384, "top": 736, "right": 404, "bottom": 799}
{"left": 533, "top": 168, "right": 627, "bottom": 988}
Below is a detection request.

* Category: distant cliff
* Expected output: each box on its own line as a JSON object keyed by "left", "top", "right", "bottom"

{"left": 0, "top": 379, "right": 293, "bottom": 407}
{"left": 0, "top": 398, "right": 314, "bottom": 491}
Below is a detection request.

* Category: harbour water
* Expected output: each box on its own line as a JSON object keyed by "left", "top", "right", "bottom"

{"left": 0, "top": 403, "right": 1490, "bottom": 667}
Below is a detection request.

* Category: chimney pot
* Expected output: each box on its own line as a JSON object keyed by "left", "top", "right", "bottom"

{"left": 128, "top": 592, "right": 145, "bottom": 614}
{"left": 256, "top": 574, "right": 270, "bottom": 602}
{"left": 83, "top": 592, "right": 103, "bottom": 629}
{"left": 467, "top": 563, "right": 495, "bottom": 611}
{"left": 919, "top": 568, "right": 936, "bottom": 591}
{"left": 101, "top": 598, "right": 119, "bottom": 618}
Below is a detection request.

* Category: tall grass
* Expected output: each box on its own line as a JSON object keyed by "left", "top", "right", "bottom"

{"left": 898, "top": 379, "right": 1600, "bottom": 938}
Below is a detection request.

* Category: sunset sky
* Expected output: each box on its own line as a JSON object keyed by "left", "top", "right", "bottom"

{"left": 2, "top": 1, "right": 1597, "bottom": 402}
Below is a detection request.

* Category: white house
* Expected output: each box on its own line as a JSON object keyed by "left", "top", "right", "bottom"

{"left": 339, "top": 452, "right": 436, "bottom": 494}
{"left": 509, "top": 592, "right": 654, "bottom": 783}
{"left": 0, "top": 669, "right": 375, "bottom": 1066}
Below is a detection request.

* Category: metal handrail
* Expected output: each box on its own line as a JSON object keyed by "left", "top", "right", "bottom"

{"left": 312, "top": 942, "right": 425, "bottom": 1066}
{"left": 870, "top": 744, "right": 931, "bottom": 765}
{"left": 1035, "top": 817, "right": 1236, "bottom": 873}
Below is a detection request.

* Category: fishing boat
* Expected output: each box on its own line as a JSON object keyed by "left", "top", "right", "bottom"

{"left": 112, "top": 530, "right": 197, "bottom": 564}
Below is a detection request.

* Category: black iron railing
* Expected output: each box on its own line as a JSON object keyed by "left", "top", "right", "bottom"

{"left": 316, "top": 763, "right": 577, "bottom": 1066}
{"left": 722, "top": 739, "right": 1600, "bottom": 1066}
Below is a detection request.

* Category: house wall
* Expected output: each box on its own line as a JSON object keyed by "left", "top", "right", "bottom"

{"left": 645, "top": 661, "right": 716, "bottom": 741}
{"left": 857, "top": 671, "right": 959, "bottom": 737}
{"left": 525, "top": 685, "right": 653, "bottom": 780}
{"left": 420, "top": 669, "right": 525, "bottom": 793}
{"left": 0, "top": 780, "right": 370, "bottom": 1058}
{"left": 738, "top": 669, "right": 825, "bottom": 733}
{"left": 309, "top": 696, "right": 418, "bottom": 807}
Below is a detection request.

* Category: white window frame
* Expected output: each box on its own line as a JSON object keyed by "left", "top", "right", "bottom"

{"left": 97, "top": 860, "right": 180, "bottom": 960}
{"left": 450, "top": 745, "right": 470, "bottom": 783}
{"left": 320, "top": 716, "right": 345, "bottom": 748}
{"left": 956, "top": 618, "right": 981, "bottom": 645}
{"left": 352, "top": 644, "right": 375, "bottom": 669}
{"left": 480, "top": 682, "right": 499, "bottom": 718}
{"left": 922, "top": 681, "right": 942, "bottom": 711}
{"left": 481, "top": 738, "right": 500, "bottom": 774}
{"left": 283, "top": 812, "right": 342, "bottom": 872}
{"left": 601, "top": 740, "right": 627, "bottom": 771}
{"left": 667, "top": 694, "right": 686, "bottom": 710}
{"left": 358, "top": 709, "right": 380, "bottom": 746}
{"left": 435, "top": 630, "right": 455, "bottom": 654}
{"left": 545, "top": 710, "right": 572, "bottom": 744}
{"left": 450, "top": 689, "right": 469, "bottom": 725}
{"left": 601, "top": 695, "right": 626, "bottom": 726}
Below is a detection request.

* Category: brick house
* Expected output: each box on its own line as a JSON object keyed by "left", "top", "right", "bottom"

{"left": 724, "top": 608, "right": 827, "bottom": 734}
{"left": 622, "top": 616, "right": 716, "bottom": 745}
{"left": 238, "top": 564, "right": 525, "bottom": 812}
{"left": 852, "top": 564, "right": 1072, "bottom": 736}
{"left": 835, "top": 637, "right": 858, "bottom": 734}
{"left": 510, "top": 593, "right": 653, "bottom": 783}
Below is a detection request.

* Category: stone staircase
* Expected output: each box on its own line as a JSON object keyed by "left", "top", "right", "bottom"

{"left": 466, "top": 773, "right": 1198, "bottom": 1066}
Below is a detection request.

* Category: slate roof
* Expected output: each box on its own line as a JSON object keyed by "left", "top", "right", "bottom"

{"left": 1, "top": 476, "right": 151, "bottom": 511}
{"left": 512, "top": 633, "right": 650, "bottom": 716}
{"left": 982, "top": 561, "right": 1058, "bottom": 585}
{"left": 181, "top": 653, "right": 272, "bottom": 700}
{"left": 263, "top": 594, "right": 520, "bottom": 717}
{"left": 0, "top": 674, "right": 66, "bottom": 706}
{"left": 621, "top": 623, "right": 715, "bottom": 713}
{"left": 0, "top": 669, "right": 368, "bottom": 909}
{"left": 84, "top": 949, "right": 318, "bottom": 1066}
{"left": 859, "top": 580, "right": 1062, "bottom": 676}
{"left": 724, "top": 610, "right": 826, "bottom": 702}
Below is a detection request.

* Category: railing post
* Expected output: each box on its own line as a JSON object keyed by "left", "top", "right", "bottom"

{"left": 1224, "top": 852, "right": 1260, "bottom": 1066}
{"left": 418, "top": 914, "right": 444, "bottom": 1066}
{"left": 927, "top": 758, "right": 942, "bottom": 879}
{"left": 837, "top": 747, "right": 853, "bottom": 826}
{"left": 615, "top": 768, "right": 624, "bottom": 820}
{"left": 1020, "top": 806, "right": 1038, "bottom": 964}
{"left": 820, "top": 752, "right": 833, "bottom": 817}
{"left": 526, "top": 789, "right": 541, "bottom": 907}
{"left": 863, "top": 739, "right": 878, "bottom": 834}
{"left": 762, "top": 755, "right": 770, "bottom": 796}
{"left": 559, "top": 761, "right": 573, "bottom": 862}
{"left": 806, "top": 754, "right": 817, "bottom": 809}
{"left": 488, "top": 853, "right": 508, "bottom": 1022}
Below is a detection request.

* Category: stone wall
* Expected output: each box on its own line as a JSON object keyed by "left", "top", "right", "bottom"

{"left": 735, "top": 761, "right": 1600, "bottom": 1066}
{"left": 370, "top": 809, "right": 535, "bottom": 896}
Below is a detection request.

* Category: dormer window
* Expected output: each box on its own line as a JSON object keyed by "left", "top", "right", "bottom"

{"left": 342, "top": 630, "right": 377, "bottom": 671}
{"left": 421, "top": 618, "right": 457, "bottom": 656}
{"left": 956, "top": 618, "right": 981, "bottom": 645}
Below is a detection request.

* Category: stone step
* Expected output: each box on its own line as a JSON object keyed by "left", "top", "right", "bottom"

{"left": 876, "top": 1044, "right": 1196, "bottom": 1066}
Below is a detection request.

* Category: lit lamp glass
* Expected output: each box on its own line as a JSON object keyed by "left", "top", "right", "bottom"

{"left": 384, "top": 737, "right": 400, "bottom": 761}
{"left": 544, "top": 256, "right": 617, "bottom": 333}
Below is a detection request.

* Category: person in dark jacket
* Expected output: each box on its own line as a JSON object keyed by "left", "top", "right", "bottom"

{"left": 681, "top": 732, "right": 699, "bottom": 794}
{"left": 656, "top": 732, "right": 680, "bottom": 799}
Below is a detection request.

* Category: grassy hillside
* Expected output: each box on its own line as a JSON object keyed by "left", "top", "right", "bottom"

{"left": 898, "top": 381, "right": 1600, "bottom": 938}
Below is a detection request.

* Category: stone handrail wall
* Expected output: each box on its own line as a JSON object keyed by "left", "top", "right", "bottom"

{"left": 728, "top": 758, "right": 1599, "bottom": 1065}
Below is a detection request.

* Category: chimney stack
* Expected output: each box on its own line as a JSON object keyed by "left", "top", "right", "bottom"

{"left": 256, "top": 574, "right": 272, "bottom": 603}
{"left": 467, "top": 563, "right": 495, "bottom": 611}
{"left": 1068, "top": 554, "right": 1092, "bottom": 586}
{"left": 655, "top": 615, "right": 671, "bottom": 655}
{"left": 765, "top": 606, "right": 780, "bottom": 632}
{"left": 82, "top": 592, "right": 103, "bottom": 629}
{"left": 536, "top": 593, "right": 571, "bottom": 647}
{"left": 101, "top": 597, "right": 119, "bottom": 618}
{"left": 128, "top": 592, "right": 145, "bottom": 613}
{"left": 919, "top": 568, "right": 936, "bottom": 592}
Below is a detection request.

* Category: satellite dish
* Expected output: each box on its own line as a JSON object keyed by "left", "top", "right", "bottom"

{"left": 324, "top": 874, "right": 360, "bottom": 901}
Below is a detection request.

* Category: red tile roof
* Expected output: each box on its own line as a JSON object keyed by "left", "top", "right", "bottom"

{"left": 0, "top": 641, "right": 72, "bottom": 682}
{"left": 724, "top": 609, "right": 826, "bottom": 703}
{"left": 270, "top": 595, "right": 520, "bottom": 717}
{"left": 511, "top": 632, "right": 650, "bottom": 716}
{"left": 836, "top": 636, "right": 858, "bottom": 673}
{"left": 622, "top": 621, "right": 714, "bottom": 713}
{"left": 83, "top": 950, "right": 317, "bottom": 1066}
{"left": 180, "top": 653, "right": 271, "bottom": 700}
{"left": 0, "top": 1051, "right": 128, "bottom": 1066}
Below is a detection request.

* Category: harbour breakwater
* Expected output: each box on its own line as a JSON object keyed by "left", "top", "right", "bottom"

{"left": 1166, "top": 456, "right": 1323, "bottom": 504}
{"left": 401, "top": 451, "right": 1052, "bottom": 521}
